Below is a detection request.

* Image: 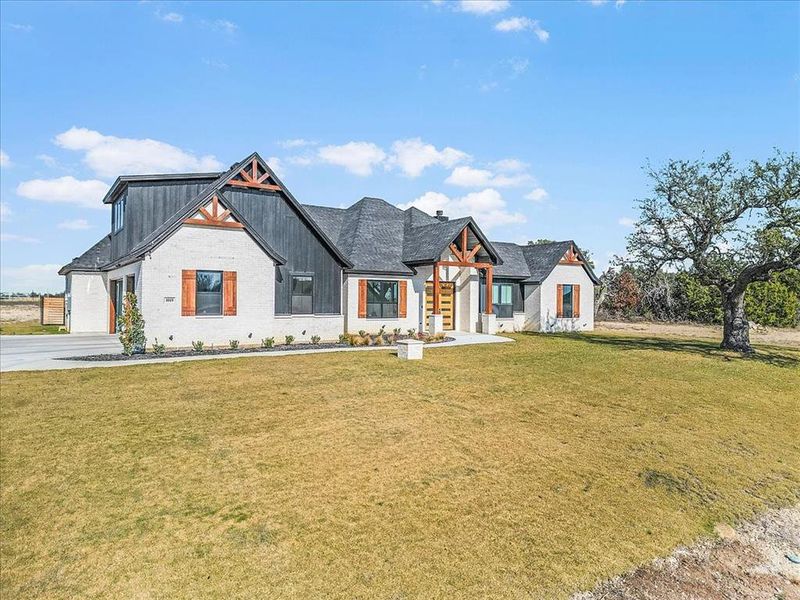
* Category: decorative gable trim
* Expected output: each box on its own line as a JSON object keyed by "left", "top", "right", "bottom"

{"left": 227, "top": 157, "right": 284, "bottom": 193}
{"left": 183, "top": 194, "right": 244, "bottom": 229}
{"left": 559, "top": 243, "right": 584, "bottom": 265}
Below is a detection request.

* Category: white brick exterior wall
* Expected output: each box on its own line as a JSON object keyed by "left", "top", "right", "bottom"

{"left": 533, "top": 264, "right": 595, "bottom": 332}
{"left": 65, "top": 272, "right": 108, "bottom": 333}
{"left": 343, "top": 273, "right": 427, "bottom": 334}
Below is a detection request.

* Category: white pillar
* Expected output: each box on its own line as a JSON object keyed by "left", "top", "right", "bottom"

{"left": 481, "top": 313, "right": 497, "bottom": 335}
{"left": 428, "top": 313, "right": 444, "bottom": 334}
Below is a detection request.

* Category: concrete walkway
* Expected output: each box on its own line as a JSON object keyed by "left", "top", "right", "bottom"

{"left": 0, "top": 330, "right": 512, "bottom": 372}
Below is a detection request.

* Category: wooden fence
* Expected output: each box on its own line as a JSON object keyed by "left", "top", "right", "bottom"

{"left": 40, "top": 297, "right": 65, "bottom": 326}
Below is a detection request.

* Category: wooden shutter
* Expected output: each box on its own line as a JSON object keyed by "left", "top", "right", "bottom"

{"left": 358, "top": 279, "right": 367, "bottom": 318}
{"left": 223, "top": 271, "right": 237, "bottom": 316}
{"left": 398, "top": 280, "right": 407, "bottom": 318}
{"left": 181, "top": 270, "right": 196, "bottom": 316}
{"left": 573, "top": 284, "right": 580, "bottom": 318}
{"left": 556, "top": 284, "right": 563, "bottom": 318}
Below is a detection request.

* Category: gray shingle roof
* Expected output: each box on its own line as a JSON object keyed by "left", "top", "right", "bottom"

{"left": 58, "top": 235, "right": 111, "bottom": 275}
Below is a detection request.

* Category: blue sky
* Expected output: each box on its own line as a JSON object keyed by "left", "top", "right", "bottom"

{"left": 1, "top": 0, "right": 797, "bottom": 292}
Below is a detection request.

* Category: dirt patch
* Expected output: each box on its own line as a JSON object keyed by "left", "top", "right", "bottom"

{"left": 0, "top": 298, "right": 39, "bottom": 323}
{"left": 597, "top": 320, "right": 800, "bottom": 348}
{"left": 573, "top": 505, "right": 800, "bottom": 600}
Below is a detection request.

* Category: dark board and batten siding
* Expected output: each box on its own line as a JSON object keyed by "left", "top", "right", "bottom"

{"left": 110, "top": 180, "right": 215, "bottom": 261}
{"left": 224, "top": 187, "right": 343, "bottom": 315}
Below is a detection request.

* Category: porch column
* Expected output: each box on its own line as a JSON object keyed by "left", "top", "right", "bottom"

{"left": 481, "top": 265, "right": 496, "bottom": 334}
{"left": 432, "top": 261, "right": 441, "bottom": 314}
{"left": 484, "top": 266, "right": 493, "bottom": 314}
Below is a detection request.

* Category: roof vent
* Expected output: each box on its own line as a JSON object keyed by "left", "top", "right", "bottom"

{"left": 435, "top": 210, "right": 449, "bottom": 222}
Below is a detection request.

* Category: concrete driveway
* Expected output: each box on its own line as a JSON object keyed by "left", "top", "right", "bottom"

{"left": 0, "top": 334, "right": 122, "bottom": 372}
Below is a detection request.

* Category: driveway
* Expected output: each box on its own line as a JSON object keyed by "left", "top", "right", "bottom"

{"left": 0, "top": 334, "right": 122, "bottom": 372}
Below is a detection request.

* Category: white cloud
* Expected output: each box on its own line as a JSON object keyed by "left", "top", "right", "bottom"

{"left": 0, "top": 149, "right": 9, "bottom": 167}
{"left": 57, "top": 219, "right": 91, "bottom": 230}
{"left": 317, "top": 141, "right": 387, "bottom": 176}
{"left": 265, "top": 156, "right": 285, "bottom": 179}
{"left": 618, "top": 217, "right": 635, "bottom": 227}
{"left": 16, "top": 176, "right": 110, "bottom": 209}
{"left": 202, "top": 58, "right": 229, "bottom": 70}
{"left": 1, "top": 233, "right": 41, "bottom": 244}
{"left": 9, "top": 23, "right": 33, "bottom": 32}
{"left": 157, "top": 10, "right": 183, "bottom": 23}
{"left": 479, "top": 81, "right": 499, "bottom": 93}
{"left": 459, "top": 0, "right": 510, "bottom": 15}
{"left": 616, "top": 0, "right": 626, "bottom": 6}
{"left": 445, "top": 165, "right": 532, "bottom": 188}
{"left": 0, "top": 264, "right": 63, "bottom": 293}
{"left": 388, "top": 138, "right": 470, "bottom": 177}
{"left": 494, "top": 17, "right": 549, "bottom": 41}
{"left": 524, "top": 187, "right": 548, "bottom": 202}
{"left": 399, "top": 188, "right": 525, "bottom": 229}
{"left": 213, "top": 19, "right": 237, "bottom": 34}
{"left": 279, "top": 138, "right": 317, "bottom": 149}
{"left": 0, "top": 202, "right": 10, "bottom": 222}
{"left": 36, "top": 154, "right": 57, "bottom": 167}
{"left": 53, "top": 127, "right": 223, "bottom": 178}
{"left": 491, "top": 158, "right": 528, "bottom": 172}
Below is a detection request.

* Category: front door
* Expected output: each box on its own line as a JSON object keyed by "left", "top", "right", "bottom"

{"left": 425, "top": 281, "right": 456, "bottom": 331}
{"left": 109, "top": 279, "right": 123, "bottom": 334}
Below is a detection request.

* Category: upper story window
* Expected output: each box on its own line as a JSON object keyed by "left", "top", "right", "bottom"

{"left": 366, "top": 280, "right": 398, "bottom": 319}
{"left": 112, "top": 196, "right": 126, "bottom": 234}
{"left": 480, "top": 282, "right": 514, "bottom": 318}
{"left": 291, "top": 275, "right": 313, "bottom": 314}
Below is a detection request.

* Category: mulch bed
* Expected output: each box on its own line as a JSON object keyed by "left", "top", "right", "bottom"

{"left": 61, "top": 337, "right": 453, "bottom": 362}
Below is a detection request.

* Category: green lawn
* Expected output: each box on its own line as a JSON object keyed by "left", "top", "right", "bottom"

{"left": 0, "top": 321, "right": 66, "bottom": 335}
{"left": 1, "top": 332, "right": 798, "bottom": 599}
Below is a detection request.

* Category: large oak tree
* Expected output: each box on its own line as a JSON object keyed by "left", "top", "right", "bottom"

{"left": 628, "top": 151, "right": 799, "bottom": 352}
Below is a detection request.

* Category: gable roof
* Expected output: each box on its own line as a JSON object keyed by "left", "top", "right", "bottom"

{"left": 102, "top": 172, "right": 221, "bottom": 205}
{"left": 489, "top": 240, "right": 600, "bottom": 284}
{"left": 304, "top": 198, "right": 503, "bottom": 274}
{"left": 59, "top": 235, "right": 111, "bottom": 275}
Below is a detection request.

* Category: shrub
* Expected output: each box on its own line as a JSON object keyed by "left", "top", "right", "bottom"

{"left": 310, "top": 335, "right": 321, "bottom": 344}
{"left": 407, "top": 328, "right": 416, "bottom": 337}
{"left": 284, "top": 335, "right": 294, "bottom": 345}
{"left": 393, "top": 328, "right": 401, "bottom": 335}
{"left": 338, "top": 334, "right": 350, "bottom": 345}
{"left": 746, "top": 277, "right": 799, "bottom": 327}
{"left": 191, "top": 340, "right": 205, "bottom": 352}
{"left": 151, "top": 338, "right": 166, "bottom": 354}
{"left": 358, "top": 330, "right": 366, "bottom": 337}
{"left": 116, "top": 292, "right": 146, "bottom": 355}
{"left": 375, "top": 335, "right": 385, "bottom": 346}
{"left": 229, "top": 339, "right": 239, "bottom": 350}
{"left": 261, "top": 337, "right": 275, "bottom": 348}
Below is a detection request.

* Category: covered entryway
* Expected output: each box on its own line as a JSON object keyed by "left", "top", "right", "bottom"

{"left": 425, "top": 281, "right": 455, "bottom": 330}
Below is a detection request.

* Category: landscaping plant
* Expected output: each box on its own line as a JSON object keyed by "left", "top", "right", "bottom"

{"left": 151, "top": 339, "right": 166, "bottom": 354}
{"left": 116, "top": 292, "right": 146, "bottom": 355}
{"left": 261, "top": 337, "right": 275, "bottom": 348}
{"left": 284, "top": 335, "right": 294, "bottom": 345}
{"left": 229, "top": 340, "right": 239, "bottom": 350}
{"left": 191, "top": 340, "right": 205, "bottom": 353}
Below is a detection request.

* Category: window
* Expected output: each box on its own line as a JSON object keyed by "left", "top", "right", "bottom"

{"left": 562, "top": 284, "right": 574, "bottom": 318}
{"left": 196, "top": 271, "right": 222, "bottom": 315}
{"left": 112, "top": 196, "right": 126, "bottom": 234}
{"left": 480, "top": 282, "right": 514, "bottom": 318}
{"left": 291, "top": 275, "right": 313, "bottom": 314}
{"left": 366, "top": 280, "right": 398, "bottom": 319}
{"left": 125, "top": 275, "right": 135, "bottom": 295}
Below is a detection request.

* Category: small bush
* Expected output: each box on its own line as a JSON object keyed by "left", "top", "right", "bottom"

{"left": 338, "top": 334, "right": 350, "bottom": 345}
{"left": 393, "top": 328, "right": 401, "bottom": 335}
{"left": 229, "top": 339, "right": 239, "bottom": 350}
{"left": 310, "top": 335, "right": 321, "bottom": 344}
{"left": 407, "top": 328, "right": 416, "bottom": 337}
{"left": 284, "top": 335, "right": 294, "bottom": 345}
{"left": 151, "top": 339, "right": 166, "bottom": 354}
{"left": 358, "top": 330, "right": 366, "bottom": 337}
{"left": 191, "top": 340, "right": 205, "bottom": 352}
{"left": 375, "top": 335, "right": 385, "bottom": 346}
{"left": 261, "top": 337, "right": 275, "bottom": 348}
{"left": 352, "top": 335, "right": 367, "bottom": 347}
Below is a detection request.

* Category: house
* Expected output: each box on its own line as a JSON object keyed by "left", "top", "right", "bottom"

{"left": 60, "top": 152, "right": 599, "bottom": 345}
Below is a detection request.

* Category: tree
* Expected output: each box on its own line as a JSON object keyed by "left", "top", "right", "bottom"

{"left": 628, "top": 151, "right": 799, "bottom": 352}
{"left": 117, "top": 292, "right": 146, "bottom": 355}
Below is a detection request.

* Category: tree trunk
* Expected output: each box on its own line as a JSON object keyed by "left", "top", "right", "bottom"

{"left": 720, "top": 288, "right": 752, "bottom": 353}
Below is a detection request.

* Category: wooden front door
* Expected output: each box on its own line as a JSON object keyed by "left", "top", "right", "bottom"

{"left": 425, "top": 281, "right": 456, "bottom": 330}
{"left": 109, "top": 279, "right": 122, "bottom": 334}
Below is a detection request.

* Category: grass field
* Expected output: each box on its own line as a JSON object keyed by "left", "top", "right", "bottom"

{"left": 1, "top": 332, "right": 798, "bottom": 598}
{"left": 0, "top": 320, "right": 66, "bottom": 335}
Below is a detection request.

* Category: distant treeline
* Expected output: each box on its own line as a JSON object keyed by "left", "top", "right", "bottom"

{"left": 597, "top": 267, "right": 800, "bottom": 328}
{"left": 0, "top": 292, "right": 65, "bottom": 300}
